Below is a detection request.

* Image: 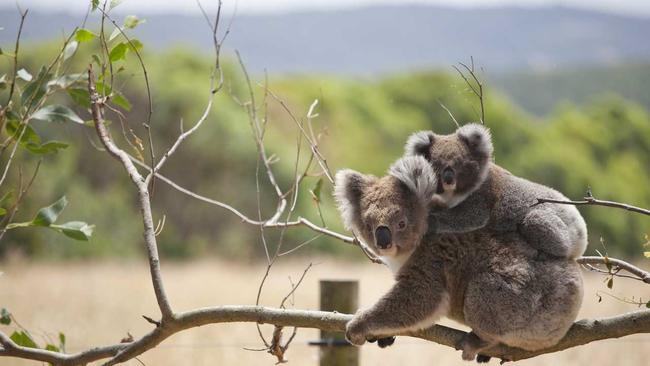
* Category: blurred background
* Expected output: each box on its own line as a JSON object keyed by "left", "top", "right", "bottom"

{"left": 1, "top": 1, "right": 649, "bottom": 365}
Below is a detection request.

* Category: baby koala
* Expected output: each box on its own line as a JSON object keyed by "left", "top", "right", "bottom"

{"left": 405, "top": 123, "right": 588, "bottom": 259}
{"left": 334, "top": 156, "right": 583, "bottom": 361}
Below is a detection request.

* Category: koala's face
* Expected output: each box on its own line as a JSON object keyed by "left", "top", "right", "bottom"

{"left": 334, "top": 156, "right": 436, "bottom": 258}
{"left": 405, "top": 123, "right": 493, "bottom": 208}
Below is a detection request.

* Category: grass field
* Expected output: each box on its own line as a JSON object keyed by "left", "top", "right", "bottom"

{"left": 1, "top": 258, "right": 649, "bottom": 366}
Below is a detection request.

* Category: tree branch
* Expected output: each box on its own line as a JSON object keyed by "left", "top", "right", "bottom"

{"left": 534, "top": 196, "right": 650, "bottom": 216}
{"left": 577, "top": 256, "right": 650, "bottom": 284}
{"left": 2, "top": 306, "right": 650, "bottom": 365}
{"left": 88, "top": 65, "right": 174, "bottom": 321}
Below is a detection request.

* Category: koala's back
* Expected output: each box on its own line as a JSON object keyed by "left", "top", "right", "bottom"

{"left": 488, "top": 164, "right": 589, "bottom": 258}
{"left": 423, "top": 229, "right": 583, "bottom": 350}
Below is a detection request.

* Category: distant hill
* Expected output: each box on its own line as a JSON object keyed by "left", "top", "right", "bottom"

{"left": 1, "top": 5, "right": 650, "bottom": 75}
{"left": 490, "top": 63, "right": 650, "bottom": 115}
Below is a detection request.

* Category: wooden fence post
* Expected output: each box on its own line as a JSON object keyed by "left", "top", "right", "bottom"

{"left": 317, "top": 280, "right": 359, "bottom": 366}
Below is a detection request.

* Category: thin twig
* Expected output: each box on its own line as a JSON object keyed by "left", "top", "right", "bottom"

{"left": 577, "top": 256, "right": 650, "bottom": 284}
{"left": 534, "top": 196, "right": 650, "bottom": 216}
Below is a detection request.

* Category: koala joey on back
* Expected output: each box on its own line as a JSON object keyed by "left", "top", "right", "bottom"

{"left": 334, "top": 156, "right": 583, "bottom": 361}
{"left": 405, "top": 123, "right": 588, "bottom": 260}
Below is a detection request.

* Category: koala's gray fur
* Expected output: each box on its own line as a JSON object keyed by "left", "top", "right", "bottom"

{"left": 334, "top": 156, "right": 584, "bottom": 360}
{"left": 405, "top": 123, "right": 588, "bottom": 259}
{"left": 334, "top": 157, "right": 435, "bottom": 271}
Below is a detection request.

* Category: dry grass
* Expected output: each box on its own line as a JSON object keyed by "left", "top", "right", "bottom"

{"left": 1, "top": 258, "right": 649, "bottom": 366}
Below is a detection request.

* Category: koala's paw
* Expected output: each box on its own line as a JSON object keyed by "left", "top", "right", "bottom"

{"left": 345, "top": 317, "right": 369, "bottom": 346}
{"left": 367, "top": 336, "right": 396, "bottom": 348}
{"left": 462, "top": 349, "right": 477, "bottom": 362}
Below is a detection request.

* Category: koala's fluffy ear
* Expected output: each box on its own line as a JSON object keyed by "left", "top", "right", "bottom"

{"left": 389, "top": 156, "right": 437, "bottom": 201}
{"left": 457, "top": 123, "right": 493, "bottom": 159}
{"left": 334, "top": 170, "right": 373, "bottom": 231}
{"left": 404, "top": 131, "right": 435, "bottom": 160}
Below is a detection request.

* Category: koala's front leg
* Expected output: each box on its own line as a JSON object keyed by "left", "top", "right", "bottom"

{"left": 345, "top": 262, "right": 449, "bottom": 346}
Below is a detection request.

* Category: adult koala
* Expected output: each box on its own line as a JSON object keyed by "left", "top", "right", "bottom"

{"left": 334, "top": 156, "right": 583, "bottom": 361}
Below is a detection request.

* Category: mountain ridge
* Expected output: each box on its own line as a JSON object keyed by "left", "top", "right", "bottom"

{"left": 2, "top": 5, "right": 650, "bottom": 75}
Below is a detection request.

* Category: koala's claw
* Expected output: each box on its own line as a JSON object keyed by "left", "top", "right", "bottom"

{"left": 476, "top": 354, "right": 491, "bottom": 363}
{"left": 377, "top": 336, "right": 396, "bottom": 348}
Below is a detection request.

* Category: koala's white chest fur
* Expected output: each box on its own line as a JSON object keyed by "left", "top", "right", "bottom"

{"left": 381, "top": 250, "right": 415, "bottom": 274}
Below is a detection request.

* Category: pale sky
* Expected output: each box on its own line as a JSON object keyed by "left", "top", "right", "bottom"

{"left": 6, "top": 0, "right": 650, "bottom": 17}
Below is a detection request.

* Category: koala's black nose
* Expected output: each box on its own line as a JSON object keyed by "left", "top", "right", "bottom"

{"left": 375, "top": 226, "right": 392, "bottom": 249}
{"left": 442, "top": 167, "right": 455, "bottom": 185}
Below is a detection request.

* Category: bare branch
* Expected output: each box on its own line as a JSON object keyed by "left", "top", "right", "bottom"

{"left": 437, "top": 100, "right": 460, "bottom": 128}
{"left": 452, "top": 57, "right": 485, "bottom": 124}
{"left": 146, "top": 0, "right": 226, "bottom": 184}
{"left": 95, "top": 6, "right": 156, "bottom": 191}
{"left": 3, "top": 8, "right": 28, "bottom": 110}
{"left": 577, "top": 256, "right": 650, "bottom": 284}
{"left": 88, "top": 65, "right": 173, "bottom": 321}
{"left": 534, "top": 196, "right": 650, "bottom": 216}
{"left": 2, "top": 306, "right": 649, "bottom": 365}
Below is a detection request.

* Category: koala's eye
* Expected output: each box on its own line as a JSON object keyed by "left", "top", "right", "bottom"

{"left": 397, "top": 220, "right": 406, "bottom": 230}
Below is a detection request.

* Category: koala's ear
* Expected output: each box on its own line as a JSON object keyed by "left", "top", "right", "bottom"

{"left": 389, "top": 156, "right": 437, "bottom": 201}
{"left": 457, "top": 123, "right": 493, "bottom": 159}
{"left": 404, "top": 131, "right": 435, "bottom": 161}
{"left": 334, "top": 169, "right": 373, "bottom": 231}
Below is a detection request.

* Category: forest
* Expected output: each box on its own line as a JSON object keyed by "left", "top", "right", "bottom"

{"left": 1, "top": 41, "right": 649, "bottom": 262}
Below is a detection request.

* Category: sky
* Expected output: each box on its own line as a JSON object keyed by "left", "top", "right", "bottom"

{"left": 5, "top": 0, "right": 650, "bottom": 17}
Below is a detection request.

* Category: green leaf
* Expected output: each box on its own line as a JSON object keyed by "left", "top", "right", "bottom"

{"left": 110, "top": 0, "right": 124, "bottom": 10}
{"left": 5, "top": 119, "right": 41, "bottom": 145}
{"left": 646, "top": 301, "right": 650, "bottom": 309}
{"left": 127, "top": 39, "right": 144, "bottom": 53}
{"left": 91, "top": 54, "right": 102, "bottom": 66}
{"left": 0, "top": 308, "right": 11, "bottom": 325}
{"left": 75, "top": 28, "right": 96, "bottom": 43}
{"left": 21, "top": 66, "right": 51, "bottom": 111}
{"left": 52, "top": 221, "right": 94, "bottom": 241}
{"left": 48, "top": 73, "right": 87, "bottom": 89}
{"left": 10, "top": 331, "right": 38, "bottom": 348}
{"left": 0, "top": 191, "right": 13, "bottom": 206}
{"left": 0, "top": 208, "right": 6, "bottom": 217}
{"left": 108, "top": 27, "right": 122, "bottom": 42}
{"left": 16, "top": 68, "right": 32, "bottom": 81}
{"left": 124, "top": 15, "right": 145, "bottom": 29}
{"left": 32, "top": 196, "right": 68, "bottom": 226}
{"left": 58, "top": 332, "right": 66, "bottom": 349}
{"left": 67, "top": 88, "right": 91, "bottom": 108}
{"left": 109, "top": 42, "right": 129, "bottom": 62}
{"left": 63, "top": 41, "right": 78, "bottom": 61}
{"left": 310, "top": 178, "right": 324, "bottom": 203}
{"left": 95, "top": 82, "right": 112, "bottom": 96}
{"left": 111, "top": 92, "right": 131, "bottom": 111}
{"left": 24, "top": 141, "right": 69, "bottom": 155}
{"left": 31, "top": 105, "right": 84, "bottom": 124}
{"left": 45, "top": 344, "right": 59, "bottom": 352}
{"left": 91, "top": 0, "right": 100, "bottom": 11}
